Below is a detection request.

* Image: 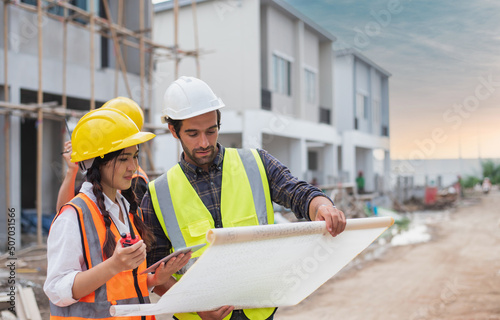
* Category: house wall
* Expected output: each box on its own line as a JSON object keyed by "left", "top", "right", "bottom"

{"left": 334, "top": 54, "right": 354, "bottom": 132}
{"left": 153, "top": 0, "right": 340, "bottom": 184}
{"left": 266, "top": 5, "right": 295, "bottom": 117}
{"left": 302, "top": 28, "right": 320, "bottom": 123}
{"left": 319, "top": 42, "right": 334, "bottom": 122}
{"left": 355, "top": 58, "right": 371, "bottom": 133}
{"left": 153, "top": 0, "right": 261, "bottom": 117}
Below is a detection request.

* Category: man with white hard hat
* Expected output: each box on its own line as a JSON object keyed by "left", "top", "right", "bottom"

{"left": 141, "top": 76, "right": 346, "bottom": 320}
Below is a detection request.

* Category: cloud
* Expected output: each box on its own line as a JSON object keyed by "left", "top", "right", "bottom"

{"left": 285, "top": 0, "right": 500, "bottom": 159}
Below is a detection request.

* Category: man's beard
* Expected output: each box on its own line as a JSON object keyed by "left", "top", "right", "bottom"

{"left": 182, "top": 141, "right": 216, "bottom": 168}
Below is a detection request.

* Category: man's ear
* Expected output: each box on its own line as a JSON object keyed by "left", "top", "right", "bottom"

{"left": 168, "top": 124, "right": 179, "bottom": 139}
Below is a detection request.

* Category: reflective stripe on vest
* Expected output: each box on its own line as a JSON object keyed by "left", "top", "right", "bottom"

{"left": 49, "top": 195, "right": 152, "bottom": 320}
{"left": 133, "top": 165, "right": 150, "bottom": 184}
{"left": 149, "top": 148, "right": 275, "bottom": 320}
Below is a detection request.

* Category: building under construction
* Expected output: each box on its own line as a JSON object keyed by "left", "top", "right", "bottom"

{"left": 1, "top": 0, "right": 395, "bottom": 252}
{"left": 0, "top": 0, "right": 194, "bottom": 250}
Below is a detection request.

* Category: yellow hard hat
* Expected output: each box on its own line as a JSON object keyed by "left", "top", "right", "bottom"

{"left": 101, "top": 96, "right": 144, "bottom": 130}
{"left": 71, "top": 108, "right": 155, "bottom": 163}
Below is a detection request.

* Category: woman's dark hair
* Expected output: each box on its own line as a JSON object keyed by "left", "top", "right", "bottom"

{"left": 167, "top": 109, "right": 221, "bottom": 136}
{"left": 86, "top": 149, "right": 153, "bottom": 259}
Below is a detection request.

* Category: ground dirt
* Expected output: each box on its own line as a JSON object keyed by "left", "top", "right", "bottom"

{"left": 276, "top": 189, "right": 500, "bottom": 320}
{"left": 1, "top": 190, "right": 499, "bottom": 320}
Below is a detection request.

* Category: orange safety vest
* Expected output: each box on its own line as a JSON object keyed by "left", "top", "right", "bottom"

{"left": 49, "top": 194, "right": 154, "bottom": 320}
{"left": 133, "top": 166, "right": 150, "bottom": 184}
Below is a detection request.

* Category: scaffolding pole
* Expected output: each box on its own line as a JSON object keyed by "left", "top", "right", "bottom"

{"left": 139, "top": 0, "right": 147, "bottom": 171}
{"left": 114, "top": 0, "right": 124, "bottom": 97}
{"left": 36, "top": 0, "right": 44, "bottom": 245}
{"left": 192, "top": 0, "right": 200, "bottom": 78}
{"left": 89, "top": 0, "right": 96, "bottom": 110}
{"left": 3, "top": 0, "right": 9, "bottom": 103}
{"left": 174, "top": 0, "right": 179, "bottom": 79}
{"left": 140, "top": 0, "right": 145, "bottom": 109}
{"left": 3, "top": 0, "right": 11, "bottom": 228}
{"left": 62, "top": 3, "right": 68, "bottom": 109}
{"left": 102, "top": 0, "right": 132, "bottom": 97}
{"left": 148, "top": 0, "right": 154, "bottom": 125}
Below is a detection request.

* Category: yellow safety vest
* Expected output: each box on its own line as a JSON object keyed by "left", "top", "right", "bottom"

{"left": 149, "top": 148, "right": 276, "bottom": 320}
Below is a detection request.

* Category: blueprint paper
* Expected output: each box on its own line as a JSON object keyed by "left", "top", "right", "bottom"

{"left": 111, "top": 217, "right": 394, "bottom": 317}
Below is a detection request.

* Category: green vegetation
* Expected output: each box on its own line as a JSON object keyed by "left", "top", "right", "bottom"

{"left": 481, "top": 160, "right": 500, "bottom": 185}
{"left": 394, "top": 216, "right": 411, "bottom": 232}
{"left": 461, "top": 160, "right": 499, "bottom": 188}
{"left": 462, "top": 176, "right": 482, "bottom": 189}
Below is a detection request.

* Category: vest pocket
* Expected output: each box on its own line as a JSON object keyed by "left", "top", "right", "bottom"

{"left": 186, "top": 219, "right": 212, "bottom": 240}
{"left": 229, "top": 215, "right": 259, "bottom": 227}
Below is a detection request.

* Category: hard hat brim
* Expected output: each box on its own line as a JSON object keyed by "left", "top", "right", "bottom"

{"left": 71, "top": 131, "right": 155, "bottom": 162}
{"left": 113, "top": 131, "right": 156, "bottom": 154}
{"left": 162, "top": 100, "right": 225, "bottom": 122}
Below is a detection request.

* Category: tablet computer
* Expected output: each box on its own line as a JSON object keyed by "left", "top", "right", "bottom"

{"left": 140, "top": 243, "right": 206, "bottom": 274}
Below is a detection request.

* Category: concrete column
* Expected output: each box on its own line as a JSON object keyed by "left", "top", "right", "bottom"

{"left": 242, "top": 110, "right": 262, "bottom": 149}
{"left": 293, "top": 20, "right": 304, "bottom": 119}
{"left": 323, "top": 143, "right": 337, "bottom": 185}
{"left": 0, "top": 115, "right": 6, "bottom": 250}
{"left": 364, "top": 149, "right": 374, "bottom": 192}
{"left": 319, "top": 42, "right": 334, "bottom": 115}
{"left": 342, "top": 136, "right": 355, "bottom": 183}
{"left": 290, "top": 138, "right": 306, "bottom": 180}
{"left": 10, "top": 85, "right": 22, "bottom": 249}
{"left": 384, "top": 150, "right": 391, "bottom": 192}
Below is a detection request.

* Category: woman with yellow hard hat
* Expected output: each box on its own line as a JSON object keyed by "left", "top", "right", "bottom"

{"left": 44, "top": 108, "right": 191, "bottom": 320}
{"left": 101, "top": 96, "right": 151, "bottom": 201}
{"left": 56, "top": 97, "right": 151, "bottom": 210}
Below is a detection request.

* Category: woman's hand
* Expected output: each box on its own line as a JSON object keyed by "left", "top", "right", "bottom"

{"left": 150, "top": 251, "right": 192, "bottom": 287}
{"left": 72, "top": 239, "right": 146, "bottom": 300}
{"left": 108, "top": 239, "right": 147, "bottom": 274}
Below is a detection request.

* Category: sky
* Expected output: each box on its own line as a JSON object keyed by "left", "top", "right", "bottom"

{"left": 153, "top": 0, "right": 500, "bottom": 160}
{"left": 283, "top": 0, "right": 500, "bottom": 160}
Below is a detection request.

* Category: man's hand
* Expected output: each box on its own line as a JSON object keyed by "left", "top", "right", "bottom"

{"left": 197, "top": 306, "right": 234, "bottom": 320}
{"left": 309, "top": 197, "right": 346, "bottom": 237}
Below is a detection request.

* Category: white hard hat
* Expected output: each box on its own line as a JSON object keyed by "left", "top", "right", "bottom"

{"left": 161, "top": 76, "right": 225, "bottom": 122}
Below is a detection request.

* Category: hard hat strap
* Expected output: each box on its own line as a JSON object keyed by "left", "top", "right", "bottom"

{"left": 78, "top": 158, "right": 95, "bottom": 174}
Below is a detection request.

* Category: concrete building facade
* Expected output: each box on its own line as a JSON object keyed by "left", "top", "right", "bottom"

{"left": 153, "top": 0, "right": 343, "bottom": 186}
{"left": 334, "top": 49, "right": 391, "bottom": 193}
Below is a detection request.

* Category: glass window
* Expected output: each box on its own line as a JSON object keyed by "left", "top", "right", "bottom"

{"left": 356, "top": 93, "right": 370, "bottom": 120}
{"left": 364, "top": 95, "right": 369, "bottom": 120}
{"left": 21, "top": 0, "right": 89, "bottom": 19}
{"left": 372, "top": 99, "right": 380, "bottom": 125}
{"left": 356, "top": 93, "right": 365, "bottom": 119}
{"left": 273, "top": 54, "right": 292, "bottom": 96}
{"left": 305, "top": 69, "right": 316, "bottom": 104}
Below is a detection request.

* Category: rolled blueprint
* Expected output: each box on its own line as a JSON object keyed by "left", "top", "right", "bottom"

{"left": 111, "top": 217, "right": 394, "bottom": 317}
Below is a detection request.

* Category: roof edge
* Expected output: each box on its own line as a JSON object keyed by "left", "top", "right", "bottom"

{"left": 336, "top": 48, "right": 391, "bottom": 77}
{"left": 155, "top": 0, "right": 337, "bottom": 43}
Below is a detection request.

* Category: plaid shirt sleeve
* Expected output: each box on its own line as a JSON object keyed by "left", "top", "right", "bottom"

{"left": 258, "top": 149, "right": 333, "bottom": 221}
{"left": 141, "top": 190, "right": 173, "bottom": 267}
